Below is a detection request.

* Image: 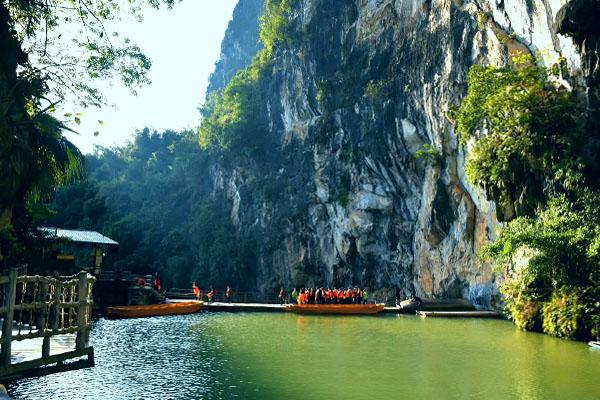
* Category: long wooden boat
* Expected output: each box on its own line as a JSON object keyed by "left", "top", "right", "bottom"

{"left": 285, "top": 303, "right": 384, "bottom": 315}
{"left": 106, "top": 301, "right": 203, "bottom": 319}
{"left": 589, "top": 341, "right": 600, "bottom": 349}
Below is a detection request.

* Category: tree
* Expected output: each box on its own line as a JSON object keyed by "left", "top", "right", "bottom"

{"left": 456, "top": 56, "right": 600, "bottom": 339}
{"left": 0, "top": 0, "right": 176, "bottom": 261}
{"left": 5, "top": 0, "right": 175, "bottom": 108}
{"left": 454, "top": 56, "right": 587, "bottom": 221}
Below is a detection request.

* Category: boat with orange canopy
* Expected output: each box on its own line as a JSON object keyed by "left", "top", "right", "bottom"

{"left": 285, "top": 303, "right": 384, "bottom": 315}
{"left": 106, "top": 301, "right": 203, "bottom": 319}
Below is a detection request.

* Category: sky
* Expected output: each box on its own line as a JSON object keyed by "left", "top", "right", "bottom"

{"left": 63, "top": 0, "right": 238, "bottom": 154}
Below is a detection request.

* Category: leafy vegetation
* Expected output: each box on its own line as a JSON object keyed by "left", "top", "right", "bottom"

{"left": 415, "top": 144, "right": 442, "bottom": 167}
{"left": 6, "top": 0, "right": 175, "bottom": 108}
{"left": 364, "top": 80, "right": 388, "bottom": 99}
{"left": 482, "top": 193, "right": 600, "bottom": 339}
{"left": 199, "top": 0, "right": 297, "bottom": 151}
{"left": 455, "top": 55, "right": 587, "bottom": 220}
{"left": 41, "top": 130, "right": 258, "bottom": 289}
{"left": 1, "top": 1, "right": 175, "bottom": 262}
{"left": 476, "top": 11, "right": 488, "bottom": 30}
{"left": 315, "top": 79, "right": 332, "bottom": 111}
{"left": 259, "top": 0, "right": 297, "bottom": 60}
{"left": 199, "top": 66, "right": 265, "bottom": 150}
{"left": 457, "top": 56, "right": 600, "bottom": 340}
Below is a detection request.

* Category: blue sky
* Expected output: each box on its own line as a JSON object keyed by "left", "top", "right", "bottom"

{"left": 64, "top": 0, "right": 238, "bottom": 154}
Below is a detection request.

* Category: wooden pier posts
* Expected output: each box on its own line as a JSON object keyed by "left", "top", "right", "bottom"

{"left": 0, "top": 270, "right": 96, "bottom": 381}
{"left": 0, "top": 269, "right": 18, "bottom": 369}
{"left": 76, "top": 271, "right": 90, "bottom": 351}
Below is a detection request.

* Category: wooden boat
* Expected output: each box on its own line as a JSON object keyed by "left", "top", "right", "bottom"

{"left": 589, "top": 341, "right": 600, "bottom": 349}
{"left": 398, "top": 298, "right": 476, "bottom": 312}
{"left": 106, "top": 301, "right": 203, "bottom": 319}
{"left": 285, "top": 303, "right": 384, "bottom": 315}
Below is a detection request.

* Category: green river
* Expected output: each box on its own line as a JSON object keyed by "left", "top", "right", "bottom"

{"left": 9, "top": 313, "right": 600, "bottom": 399}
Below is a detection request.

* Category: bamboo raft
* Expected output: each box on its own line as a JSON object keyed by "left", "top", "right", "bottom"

{"left": 285, "top": 303, "right": 385, "bottom": 315}
{"left": 106, "top": 301, "right": 203, "bottom": 319}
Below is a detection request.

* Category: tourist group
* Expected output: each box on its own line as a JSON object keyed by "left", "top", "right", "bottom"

{"left": 285, "top": 287, "right": 370, "bottom": 305}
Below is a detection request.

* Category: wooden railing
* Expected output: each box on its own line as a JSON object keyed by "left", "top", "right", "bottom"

{"left": 0, "top": 270, "right": 95, "bottom": 380}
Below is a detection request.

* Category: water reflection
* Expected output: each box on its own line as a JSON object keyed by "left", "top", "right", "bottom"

{"left": 9, "top": 313, "right": 600, "bottom": 400}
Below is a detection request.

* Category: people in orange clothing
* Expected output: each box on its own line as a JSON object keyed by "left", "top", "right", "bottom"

{"left": 192, "top": 282, "right": 201, "bottom": 300}
{"left": 289, "top": 286, "right": 373, "bottom": 305}
{"left": 207, "top": 286, "right": 215, "bottom": 303}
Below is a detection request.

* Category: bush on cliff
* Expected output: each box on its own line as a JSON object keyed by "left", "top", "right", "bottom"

{"left": 482, "top": 193, "right": 600, "bottom": 339}
{"left": 455, "top": 55, "right": 587, "bottom": 220}
{"left": 199, "top": 0, "right": 297, "bottom": 151}
{"left": 457, "top": 56, "right": 600, "bottom": 340}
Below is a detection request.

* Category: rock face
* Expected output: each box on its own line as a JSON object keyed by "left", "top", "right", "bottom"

{"left": 203, "top": 0, "right": 587, "bottom": 306}
{"left": 206, "top": 0, "right": 264, "bottom": 94}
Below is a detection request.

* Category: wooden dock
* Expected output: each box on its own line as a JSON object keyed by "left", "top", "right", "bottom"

{"left": 417, "top": 311, "right": 501, "bottom": 318}
{"left": 199, "top": 302, "right": 286, "bottom": 313}
{"left": 0, "top": 270, "right": 96, "bottom": 382}
{"left": 396, "top": 299, "right": 477, "bottom": 313}
{"left": 168, "top": 299, "right": 502, "bottom": 319}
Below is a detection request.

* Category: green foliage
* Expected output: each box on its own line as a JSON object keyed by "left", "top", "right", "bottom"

{"left": 482, "top": 192, "right": 600, "bottom": 339}
{"left": 1, "top": 1, "right": 175, "bottom": 261}
{"left": 542, "top": 289, "right": 588, "bottom": 339}
{"left": 456, "top": 57, "right": 585, "bottom": 219}
{"left": 259, "top": 0, "right": 297, "bottom": 59}
{"left": 415, "top": 144, "right": 442, "bottom": 167}
{"left": 316, "top": 79, "right": 333, "bottom": 111}
{"left": 43, "top": 130, "right": 258, "bottom": 289}
{"left": 476, "top": 11, "right": 488, "bottom": 30}
{"left": 199, "top": 67, "right": 263, "bottom": 150}
{"left": 0, "top": 5, "right": 83, "bottom": 240}
{"left": 364, "top": 80, "right": 388, "bottom": 99}
{"left": 501, "top": 279, "right": 543, "bottom": 331}
{"left": 459, "top": 55, "right": 600, "bottom": 340}
{"left": 5, "top": 0, "right": 175, "bottom": 107}
{"left": 199, "top": 0, "right": 298, "bottom": 152}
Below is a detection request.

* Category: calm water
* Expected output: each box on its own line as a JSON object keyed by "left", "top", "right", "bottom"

{"left": 9, "top": 313, "right": 600, "bottom": 399}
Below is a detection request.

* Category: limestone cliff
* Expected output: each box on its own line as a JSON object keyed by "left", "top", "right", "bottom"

{"left": 203, "top": 0, "right": 591, "bottom": 306}
{"left": 207, "top": 0, "right": 264, "bottom": 94}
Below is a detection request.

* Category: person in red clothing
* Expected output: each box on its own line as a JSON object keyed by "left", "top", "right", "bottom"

{"left": 153, "top": 272, "right": 162, "bottom": 292}
{"left": 192, "top": 282, "right": 201, "bottom": 300}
